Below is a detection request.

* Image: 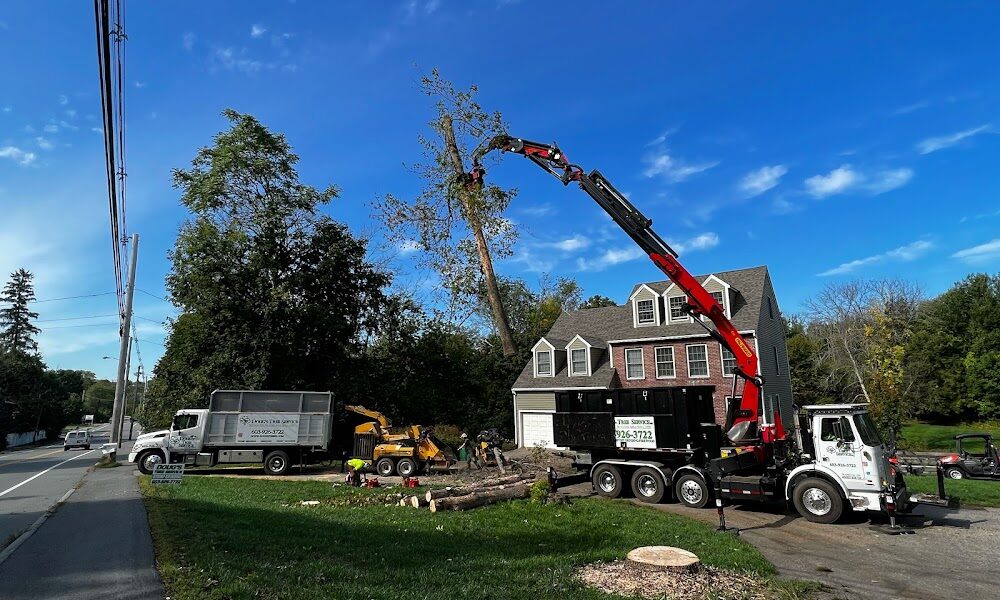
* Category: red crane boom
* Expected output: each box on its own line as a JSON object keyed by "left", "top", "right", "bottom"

{"left": 471, "top": 135, "right": 786, "bottom": 446}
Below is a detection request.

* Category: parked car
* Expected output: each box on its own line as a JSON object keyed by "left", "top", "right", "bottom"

{"left": 939, "top": 433, "right": 1000, "bottom": 480}
{"left": 63, "top": 430, "right": 92, "bottom": 451}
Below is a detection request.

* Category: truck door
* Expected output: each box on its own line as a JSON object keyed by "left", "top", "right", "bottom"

{"left": 815, "top": 416, "right": 866, "bottom": 491}
{"left": 167, "top": 413, "right": 202, "bottom": 456}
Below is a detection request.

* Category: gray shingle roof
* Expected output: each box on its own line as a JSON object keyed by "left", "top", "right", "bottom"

{"left": 513, "top": 266, "right": 769, "bottom": 390}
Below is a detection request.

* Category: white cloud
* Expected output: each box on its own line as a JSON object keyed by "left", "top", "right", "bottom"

{"left": 398, "top": 240, "right": 421, "bottom": 255}
{"left": 35, "top": 137, "right": 53, "bottom": 150}
{"left": 182, "top": 32, "right": 196, "bottom": 51}
{"left": 549, "top": 235, "right": 589, "bottom": 252}
{"left": 865, "top": 168, "right": 913, "bottom": 194}
{"left": 91, "top": 126, "right": 103, "bottom": 134}
{"left": 134, "top": 81, "right": 147, "bottom": 89}
{"left": 210, "top": 46, "right": 262, "bottom": 74}
{"left": 519, "top": 203, "right": 555, "bottom": 218}
{"left": 804, "top": 165, "right": 859, "bottom": 198}
{"left": 251, "top": 24, "right": 267, "bottom": 38}
{"left": 739, "top": 165, "right": 787, "bottom": 197}
{"left": 643, "top": 152, "right": 718, "bottom": 183}
{"left": 672, "top": 232, "right": 720, "bottom": 253}
{"left": 2, "top": 106, "right": 11, "bottom": 113}
{"left": 576, "top": 247, "right": 643, "bottom": 272}
{"left": 917, "top": 125, "right": 990, "bottom": 155}
{"left": 510, "top": 248, "right": 555, "bottom": 273}
{"left": 818, "top": 240, "right": 933, "bottom": 276}
{"left": 892, "top": 100, "right": 930, "bottom": 116}
{"left": 951, "top": 239, "right": 1000, "bottom": 263}
{"left": 58, "top": 94, "right": 68, "bottom": 106}
{"left": 43, "top": 123, "right": 58, "bottom": 133}
{"left": 0, "top": 146, "right": 36, "bottom": 166}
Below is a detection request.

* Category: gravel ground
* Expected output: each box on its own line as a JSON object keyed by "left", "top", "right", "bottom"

{"left": 561, "top": 482, "right": 998, "bottom": 600}
{"left": 577, "top": 560, "right": 770, "bottom": 600}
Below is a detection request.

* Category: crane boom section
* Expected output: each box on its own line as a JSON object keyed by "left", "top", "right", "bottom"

{"left": 472, "top": 135, "right": 785, "bottom": 445}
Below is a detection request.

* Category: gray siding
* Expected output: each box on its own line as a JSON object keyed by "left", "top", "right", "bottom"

{"left": 514, "top": 392, "right": 556, "bottom": 412}
{"left": 756, "top": 273, "right": 793, "bottom": 429}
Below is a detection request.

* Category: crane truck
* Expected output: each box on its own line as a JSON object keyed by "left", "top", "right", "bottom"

{"left": 470, "top": 135, "right": 921, "bottom": 523}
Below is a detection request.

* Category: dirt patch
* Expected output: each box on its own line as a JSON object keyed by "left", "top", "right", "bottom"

{"left": 576, "top": 560, "right": 770, "bottom": 600}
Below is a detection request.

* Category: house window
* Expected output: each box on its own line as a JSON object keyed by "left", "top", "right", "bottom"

{"left": 636, "top": 299, "right": 655, "bottom": 324}
{"left": 721, "top": 347, "right": 737, "bottom": 376}
{"left": 655, "top": 346, "right": 675, "bottom": 378}
{"left": 535, "top": 350, "right": 552, "bottom": 376}
{"left": 773, "top": 347, "right": 781, "bottom": 375}
{"left": 668, "top": 295, "right": 688, "bottom": 321}
{"left": 687, "top": 344, "right": 709, "bottom": 378}
{"left": 710, "top": 290, "right": 724, "bottom": 307}
{"left": 767, "top": 296, "right": 774, "bottom": 320}
{"left": 570, "top": 348, "right": 588, "bottom": 376}
{"left": 625, "top": 348, "right": 645, "bottom": 380}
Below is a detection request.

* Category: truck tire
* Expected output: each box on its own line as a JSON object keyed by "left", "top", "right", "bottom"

{"left": 674, "top": 473, "right": 710, "bottom": 509}
{"left": 264, "top": 450, "right": 291, "bottom": 476}
{"left": 792, "top": 477, "right": 843, "bottom": 524}
{"left": 592, "top": 464, "right": 625, "bottom": 499}
{"left": 944, "top": 466, "right": 964, "bottom": 480}
{"left": 138, "top": 450, "right": 164, "bottom": 475}
{"left": 376, "top": 458, "right": 396, "bottom": 477}
{"left": 396, "top": 458, "right": 417, "bottom": 477}
{"left": 630, "top": 467, "right": 666, "bottom": 503}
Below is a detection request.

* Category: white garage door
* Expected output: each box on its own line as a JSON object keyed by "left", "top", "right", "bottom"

{"left": 521, "top": 412, "right": 555, "bottom": 449}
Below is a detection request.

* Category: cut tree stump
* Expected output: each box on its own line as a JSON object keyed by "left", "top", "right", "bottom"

{"left": 409, "top": 495, "right": 426, "bottom": 508}
{"left": 625, "top": 546, "right": 700, "bottom": 573}
{"left": 429, "top": 484, "right": 532, "bottom": 512}
{"left": 425, "top": 474, "right": 534, "bottom": 503}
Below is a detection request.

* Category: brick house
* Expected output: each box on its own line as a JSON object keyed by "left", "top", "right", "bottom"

{"left": 511, "top": 265, "right": 792, "bottom": 448}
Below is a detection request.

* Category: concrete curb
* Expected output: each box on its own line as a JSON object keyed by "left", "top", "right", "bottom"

{"left": 0, "top": 487, "right": 76, "bottom": 566}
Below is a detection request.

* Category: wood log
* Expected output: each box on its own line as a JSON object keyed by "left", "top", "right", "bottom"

{"left": 429, "top": 484, "right": 532, "bottom": 512}
{"left": 424, "top": 474, "right": 534, "bottom": 502}
{"left": 626, "top": 546, "right": 700, "bottom": 573}
{"left": 398, "top": 497, "right": 410, "bottom": 507}
{"left": 409, "top": 495, "right": 426, "bottom": 508}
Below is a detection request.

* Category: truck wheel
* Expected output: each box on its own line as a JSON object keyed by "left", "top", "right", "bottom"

{"left": 944, "top": 466, "right": 964, "bottom": 480}
{"left": 396, "top": 458, "right": 417, "bottom": 477}
{"left": 138, "top": 451, "right": 164, "bottom": 475}
{"left": 630, "top": 467, "right": 666, "bottom": 503}
{"left": 792, "top": 477, "right": 843, "bottom": 524}
{"left": 592, "top": 464, "right": 625, "bottom": 499}
{"left": 376, "top": 458, "right": 396, "bottom": 477}
{"left": 675, "top": 474, "right": 710, "bottom": 508}
{"left": 264, "top": 450, "right": 291, "bottom": 476}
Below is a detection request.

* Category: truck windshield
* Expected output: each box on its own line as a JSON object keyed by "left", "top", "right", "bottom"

{"left": 172, "top": 414, "right": 198, "bottom": 430}
{"left": 853, "top": 414, "right": 882, "bottom": 446}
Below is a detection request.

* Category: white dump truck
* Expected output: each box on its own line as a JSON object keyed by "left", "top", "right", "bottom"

{"left": 129, "top": 389, "right": 334, "bottom": 476}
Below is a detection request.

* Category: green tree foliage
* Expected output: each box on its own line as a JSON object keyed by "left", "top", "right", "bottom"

{"left": 785, "top": 317, "right": 846, "bottom": 406}
{"left": 85, "top": 379, "right": 116, "bottom": 423}
{"left": 579, "top": 295, "right": 618, "bottom": 309}
{"left": 0, "top": 269, "right": 40, "bottom": 354}
{"left": 140, "top": 110, "right": 392, "bottom": 429}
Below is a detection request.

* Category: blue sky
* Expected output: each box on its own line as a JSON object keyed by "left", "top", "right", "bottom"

{"left": 2, "top": 1, "right": 999, "bottom": 380}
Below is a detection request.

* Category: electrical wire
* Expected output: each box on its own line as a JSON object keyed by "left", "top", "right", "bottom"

{"left": 36, "top": 313, "right": 118, "bottom": 323}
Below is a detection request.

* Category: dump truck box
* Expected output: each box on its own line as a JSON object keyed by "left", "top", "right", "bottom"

{"left": 205, "top": 389, "right": 334, "bottom": 450}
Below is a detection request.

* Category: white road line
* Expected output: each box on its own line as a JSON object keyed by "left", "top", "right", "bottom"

{"left": 0, "top": 488, "right": 75, "bottom": 566}
{"left": 0, "top": 450, "right": 96, "bottom": 498}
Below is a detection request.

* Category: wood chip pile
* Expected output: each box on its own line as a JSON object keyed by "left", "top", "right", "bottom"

{"left": 576, "top": 560, "right": 770, "bottom": 600}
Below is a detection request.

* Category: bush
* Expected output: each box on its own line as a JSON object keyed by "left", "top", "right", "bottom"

{"left": 430, "top": 424, "right": 464, "bottom": 449}
{"left": 530, "top": 480, "right": 551, "bottom": 504}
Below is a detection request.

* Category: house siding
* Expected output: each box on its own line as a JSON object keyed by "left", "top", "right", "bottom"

{"left": 610, "top": 334, "right": 756, "bottom": 425}
{"left": 756, "top": 274, "right": 794, "bottom": 429}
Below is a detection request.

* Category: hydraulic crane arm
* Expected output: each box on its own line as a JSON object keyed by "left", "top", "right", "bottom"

{"left": 471, "top": 135, "right": 785, "bottom": 445}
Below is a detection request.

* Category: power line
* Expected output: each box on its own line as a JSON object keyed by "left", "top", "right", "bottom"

{"left": 36, "top": 313, "right": 118, "bottom": 323}
{"left": 133, "top": 315, "right": 166, "bottom": 324}
{"left": 40, "top": 321, "right": 120, "bottom": 330}
{"left": 0, "top": 291, "right": 116, "bottom": 305}
{"left": 136, "top": 288, "right": 168, "bottom": 302}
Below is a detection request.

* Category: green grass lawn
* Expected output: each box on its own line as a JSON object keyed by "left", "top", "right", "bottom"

{"left": 140, "top": 476, "right": 811, "bottom": 600}
{"left": 905, "top": 473, "right": 1000, "bottom": 507}
{"left": 899, "top": 422, "right": 1000, "bottom": 451}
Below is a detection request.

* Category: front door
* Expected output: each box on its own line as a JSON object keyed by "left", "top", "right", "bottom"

{"left": 815, "top": 416, "right": 867, "bottom": 492}
{"left": 167, "top": 413, "right": 202, "bottom": 456}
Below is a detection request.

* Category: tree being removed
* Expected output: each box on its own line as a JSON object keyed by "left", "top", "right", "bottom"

{"left": 378, "top": 70, "right": 519, "bottom": 356}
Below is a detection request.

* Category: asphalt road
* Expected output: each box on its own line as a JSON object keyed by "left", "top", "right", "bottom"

{"left": 0, "top": 423, "right": 112, "bottom": 546}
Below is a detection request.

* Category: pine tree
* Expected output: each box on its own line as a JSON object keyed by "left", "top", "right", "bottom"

{"left": 0, "top": 269, "right": 40, "bottom": 354}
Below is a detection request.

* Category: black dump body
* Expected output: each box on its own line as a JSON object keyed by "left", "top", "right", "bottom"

{"left": 553, "top": 387, "right": 720, "bottom": 457}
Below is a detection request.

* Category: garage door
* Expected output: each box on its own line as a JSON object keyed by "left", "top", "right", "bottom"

{"left": 521, "top": 412, "right": 555, "bottom": 449}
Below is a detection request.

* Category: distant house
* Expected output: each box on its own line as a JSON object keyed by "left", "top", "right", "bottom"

{"left": 511, "top": 266, "right": 792, "bottom": 448}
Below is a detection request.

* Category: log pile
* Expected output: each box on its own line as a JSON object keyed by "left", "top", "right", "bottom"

{"left": 397, "top": 473, "right": 536, "bottom": 512}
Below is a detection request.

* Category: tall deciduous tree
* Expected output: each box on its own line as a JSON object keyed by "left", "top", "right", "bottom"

{"left": 579, "top": 295, "right": 618, "bottom": 309}
{"left": 141, "top": 110, "right": 392, "bottom": 429}
{"left": 0, "top": 269, "right": 40, "bottom": 354}
{"left": 378, "top": 70, "right": 519, "bottom": 356}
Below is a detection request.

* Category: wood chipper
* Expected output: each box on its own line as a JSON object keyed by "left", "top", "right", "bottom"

{"left": 345, "top": 405, "right": 457, "bottom": 477}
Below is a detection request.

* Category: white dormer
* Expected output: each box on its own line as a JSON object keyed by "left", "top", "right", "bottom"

{"left": 629, "top": 284, "right": 661, "bottom": 327}
{"left": 565, "top": 334, "right": 602, "bottom": 377}
{"left": 701, "top": 274, "right": 732, "bottom": 319}
{"left": 662, "top": 283, "right": 693, "bottom": 324}
{"left": 532, "top": 338, "right": 555, "bottom": 377}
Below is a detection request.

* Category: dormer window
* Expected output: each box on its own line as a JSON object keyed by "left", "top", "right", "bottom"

{"left": 668, "top": 295, "right": 688, "bottom": 322}
{"left": 710, "top": 290, "right": 724, "bottom": 307}
{"left": 570, "top": 348, "right": 588, "bottom": 375}
{"left": 535, "top": 350, "right": 552, "bottom": 376}
{"left": 636, "top": 299, "right": 655, "bottom": 324}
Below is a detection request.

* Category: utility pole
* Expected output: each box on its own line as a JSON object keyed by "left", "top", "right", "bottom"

{"left": 125, "top": 365, "right": 141, "bottom": 441}
{"left": 109, "top": 233, "right": 138, "bottom": 455}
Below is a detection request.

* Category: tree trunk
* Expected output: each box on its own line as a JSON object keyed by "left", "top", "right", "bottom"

{"left": 429, "top": 484, "right": 532, "bottom": 512}
{"left": 439, "top": 114, "right": 517, "bottom": 357}
{"left": 425, "top": 473, "right": 534, "bottom": 503}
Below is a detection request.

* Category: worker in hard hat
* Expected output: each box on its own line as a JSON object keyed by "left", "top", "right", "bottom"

{"left": 345, "top": 458, "right": 370, "bottom": 486}
{"left": 457, "top": 432, "right": 477, "bottom": 469}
